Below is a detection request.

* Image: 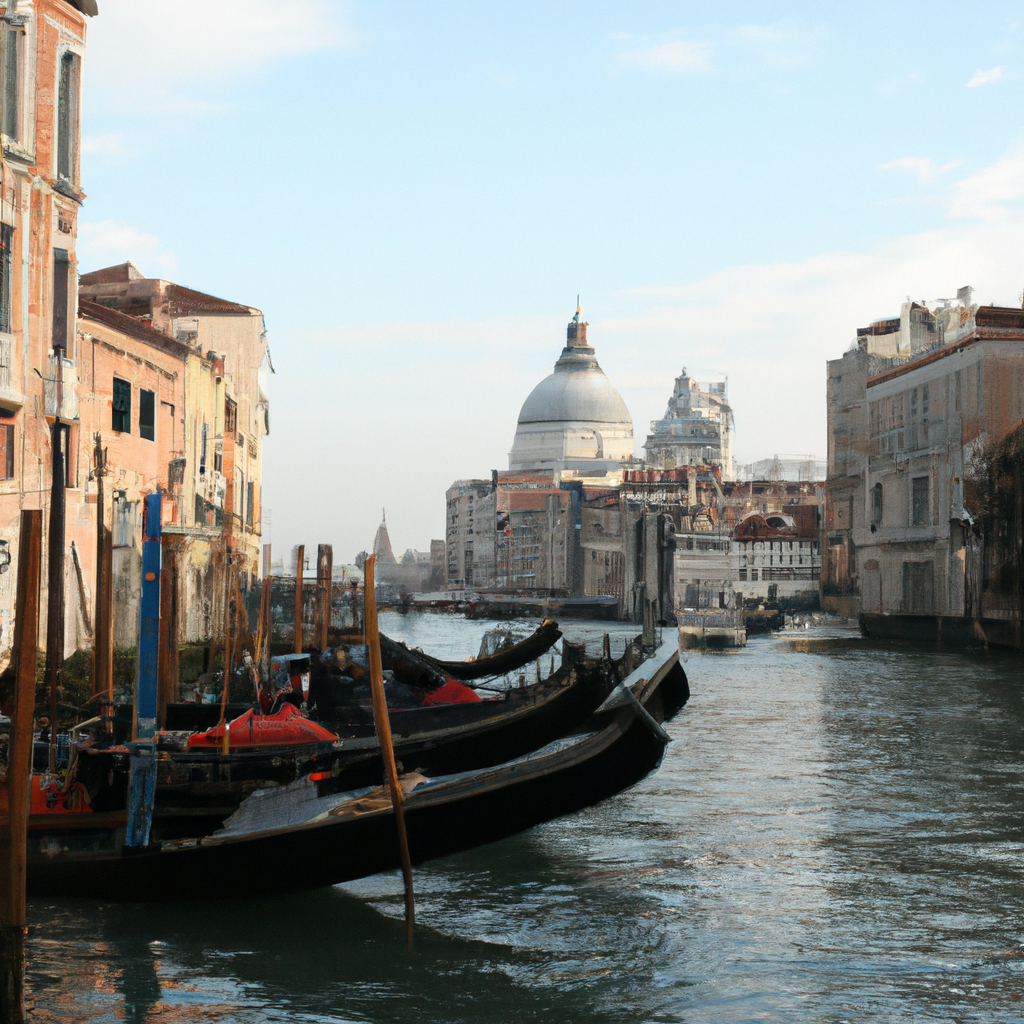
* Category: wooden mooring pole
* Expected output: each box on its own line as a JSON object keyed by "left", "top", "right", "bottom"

{"left": 0, "top": 510, "right": 43, "bottom": 1022}
{"left": 364, "top": 554, "right": 415, "bottom": 950}
{"left": 316, "top": 544, "right": 332, "bottom": 650}
{"left": 293, "top": 544, "right": 304, "bottom": 654}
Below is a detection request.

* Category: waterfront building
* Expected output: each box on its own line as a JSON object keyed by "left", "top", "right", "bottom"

{"left": 824, "top": 292, "right": 1024, "bottom": 647}
{"left": 78, "top": 262, "right": 271, "bottom": 586}
{"left": 643, "top": 369, "right": 735, "bottom": 479}
{"left": 0, "top": 0, "right": 95, "bottom": 663}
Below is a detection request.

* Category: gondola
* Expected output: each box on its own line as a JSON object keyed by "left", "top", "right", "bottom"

{"left": 35, "top": 636, "right": 618, "bottom": 841}
{"left": 395, "top": 618, "right": 563, "bottom": 681}
{"left": 149, "top": 640, "right": 610, "bottom": 837}
{"left": 27, "top": 640, "right": 688, "bottom": 900}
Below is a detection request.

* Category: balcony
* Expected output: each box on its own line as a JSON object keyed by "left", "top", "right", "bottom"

{"left": 43, "top": 355, "right": 78, "bottom": 420}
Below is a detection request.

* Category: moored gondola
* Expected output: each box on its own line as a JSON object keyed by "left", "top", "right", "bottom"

{"left": 27, "top": 640, "right": 687, "bottom": 900}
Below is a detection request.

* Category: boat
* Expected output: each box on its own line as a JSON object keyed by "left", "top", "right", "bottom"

{"left": 401, "top": 618, "right": 563, "bottom": 681}
{"left": 31, "top": 636, "right": 620, "bottom": 841}
{"left": 26, "top": 639, "right": 687, "bottom": 899}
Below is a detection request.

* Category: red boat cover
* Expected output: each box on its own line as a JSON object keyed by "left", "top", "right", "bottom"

{"left": 186, "top": 704, "right": 338, "bottom": 751}
{"left": 421, "top": 679, "right": 482, "bottom": 706}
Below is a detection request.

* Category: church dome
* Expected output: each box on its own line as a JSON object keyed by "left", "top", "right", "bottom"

{"left": 509, "top": 309, "right": 633, "bottom": 474}
{"left": 517, "top": 355, "right": 633, "bottom": 425}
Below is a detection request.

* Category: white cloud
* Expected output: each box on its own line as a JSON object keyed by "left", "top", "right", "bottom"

{"left": 83, "top": 0, "right": 359, "bottom": 113}
{"left": 617, "top": 39, "right": 713, "bottom": 74}
{"left": 967, "top": 65, "right": 1004, "bottom": 88}
{"left": 76, "top": 220, "right": 177, "bottom": 278}
{"left": 605, "top": 215, "right": 1024, "bottom": 468}
{"left": 949, "top": 141, "right": 1024, "bottom": 219}
{"left": 880, "top": 156, "right": 960, "bottom": 185}
{"left": 732, "top": 22, "right": 825, "bottom": 69}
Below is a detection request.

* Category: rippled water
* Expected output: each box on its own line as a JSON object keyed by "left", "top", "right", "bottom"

{"left": 25, "top": 615, "right": 1024, "bottom": 1022}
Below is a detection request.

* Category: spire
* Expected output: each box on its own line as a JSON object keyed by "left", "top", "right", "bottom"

{"left": 372, "top": 511, "right": 397, "bottom": 564}
{"left": 566, "top": 296, "right": 589, "bottom": 349}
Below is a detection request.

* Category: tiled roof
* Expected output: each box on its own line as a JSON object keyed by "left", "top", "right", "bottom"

{"left": 79, "top": 299, "right": 189, "bottom": 361}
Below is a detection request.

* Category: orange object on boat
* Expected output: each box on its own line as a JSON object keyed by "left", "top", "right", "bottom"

{"left": 30, "top": 778, "right": 93, "bottom": 816}
{"left": 186, "top": 704, "right": 338, "bottom": 752}
{"left": 421, "top": 679, "right": 482, "bottom": 706}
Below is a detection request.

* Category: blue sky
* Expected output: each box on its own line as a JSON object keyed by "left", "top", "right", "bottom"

{"left": 78, "top": 2, "right": 1024, "bottom": 561}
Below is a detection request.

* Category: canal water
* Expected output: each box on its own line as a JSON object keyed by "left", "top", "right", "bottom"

{"left": 24, "top": 614, "right": 1024, "bottom": 1022}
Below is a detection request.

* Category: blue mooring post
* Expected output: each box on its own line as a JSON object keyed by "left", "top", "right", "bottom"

{"left": 125, "top": 491, "right": 161, "bottom": 848}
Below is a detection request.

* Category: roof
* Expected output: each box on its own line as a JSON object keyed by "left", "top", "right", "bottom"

{"left": 517, "top": 346, "right": 632, "bottom": 427}
{"left": 78, "top": 299, "right": 189, "bottom": 361}
{"left": 80, "top": 262, "right": 145, "bottom": 285}
{"left": 166, "top": 284, "right": 253, "bottom": 317}
{"left": 79, "top": 264, "right": 257, "bottom": 316}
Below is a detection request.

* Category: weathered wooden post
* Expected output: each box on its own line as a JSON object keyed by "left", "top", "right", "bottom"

{"left": 0, "top": 510, "right": 42, "bottom": 1022}
{"left": 316, "top": 544, "right": 333, "bottom": 650}
{"left": 91, "top": 433, "right": 113, "bottom": 701}
{"left": 364, "top": 554, "right": 415, "bottom": 950}
{"left": 45, "top": 422, "right": 66, "bottom": 773}
{"left": 125, "top": 492, "right": 162, "bottom": 849}
{"left": 219, "top": 550, "right": 234, "bottom": 756}
{"left": 157, "top": 535, "right": 179, "bottom": 728}
{"left": 293, "top": 544, "right": 304, "bottom": 654}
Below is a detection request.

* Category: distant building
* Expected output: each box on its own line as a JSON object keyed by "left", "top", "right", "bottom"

{"left": 825, "top": 291, "right": 1024, "bottom": 648}
{"left": 370, "top": 511, "right": 444, "bottom": 594}
{"left": 644, "top": 369, "right": 734, "bottom": 479}
{"left": 509, "top": 306, "right": 633, "bottom": 478}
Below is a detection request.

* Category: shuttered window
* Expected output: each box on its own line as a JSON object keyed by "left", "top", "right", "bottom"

{"left": 56, "top": 52, "right": 79, "bottom": 181}
{"left": 0, "top": 423, "right": 13, "bottom": 479}
{"left": 112, "top": 377, "right": 131, "bottom": 433}
{"left": 0, "top": 223, "right": 12, "bottom": 334}
{"left": 52, "top": 248, "right": 69, "bottom": 351}
{"left": 2, "top": 25, "right": 19, "bottom": 140}
{"left": 139, "top": 388, "right": 155, "bottom": 441}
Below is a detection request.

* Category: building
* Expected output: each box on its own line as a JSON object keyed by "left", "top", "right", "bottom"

{"left": 825, "top": 291, "right": 1024, "bottom": 647}
{"left": 508, "top": 306, "right": 633, "bottom": 477}
{"left": 445, "top": 471, "right": 573, "bottom": 595}
{"left": 0, "top": 0, "right": 95, "bottom": 664}
{"left": 369, "top": 511, "right": 445, "bottom": 594}
{"left": 78, "top": 262, "right": 271, "bottom": 587}
{"left": 643, "top": 369, "right": 734, "bottom": 478}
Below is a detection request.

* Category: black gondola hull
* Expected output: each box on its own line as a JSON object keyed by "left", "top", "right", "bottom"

{"left": 28, "top": 649, "right": 687, "bottom": 901}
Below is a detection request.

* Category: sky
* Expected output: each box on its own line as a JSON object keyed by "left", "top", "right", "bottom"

{"left": 75, "top": 1, "right": 1024, "bottom": 562}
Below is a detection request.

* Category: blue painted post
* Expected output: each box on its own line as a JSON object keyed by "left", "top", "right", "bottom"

{"left": 136, "top": 491, "right": 162, "bottom": 738}
{"left": 125, "top": 491, "right": 161, "bottom": 848}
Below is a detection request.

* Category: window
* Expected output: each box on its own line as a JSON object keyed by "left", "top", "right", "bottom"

{"left": 0, "top": 223, "right": 11, "bottom": 334}
{"left": 112, "top": 377, "right": 130, "bottom": 432}
{"left": 199, "top": 421, "right": 208, "bottom": 476}
{"left": 246, "top": 479, "right": 255, "bottom": 528}
{"left": 2, "top": 24, "right": 20, "bottom": 141}
{"left": 911, "top": 476, "right": 930, "bottom": 527}
{"left": 139, "top": 388, "right": 155, "bottom": 441}
{"left": 52, "top": 248, "right": 69, "bottom": 352}
{"left": 0, "top": 422, "right": 12, "bottom": 479}
{"left": 56, "top": 51, "right": 80, "bottom": 182}
{"left": 224, "top": 398, "right": 237, "bottom": 434}
{"left": 871, "top": 482, "right": 883, "bottom": 524}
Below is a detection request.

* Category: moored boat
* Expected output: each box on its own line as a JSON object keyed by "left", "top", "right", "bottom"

{"left": 26, "top": 640, "right": 687, "bottom": 899}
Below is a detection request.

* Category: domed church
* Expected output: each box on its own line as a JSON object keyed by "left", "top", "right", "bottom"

{"left": 508, "top": 306, "right": 634, "bottom": 476}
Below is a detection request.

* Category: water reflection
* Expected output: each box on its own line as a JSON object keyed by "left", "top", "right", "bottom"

{"left": 23, "top": 620, "right": 1024, "bottom": 1022}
